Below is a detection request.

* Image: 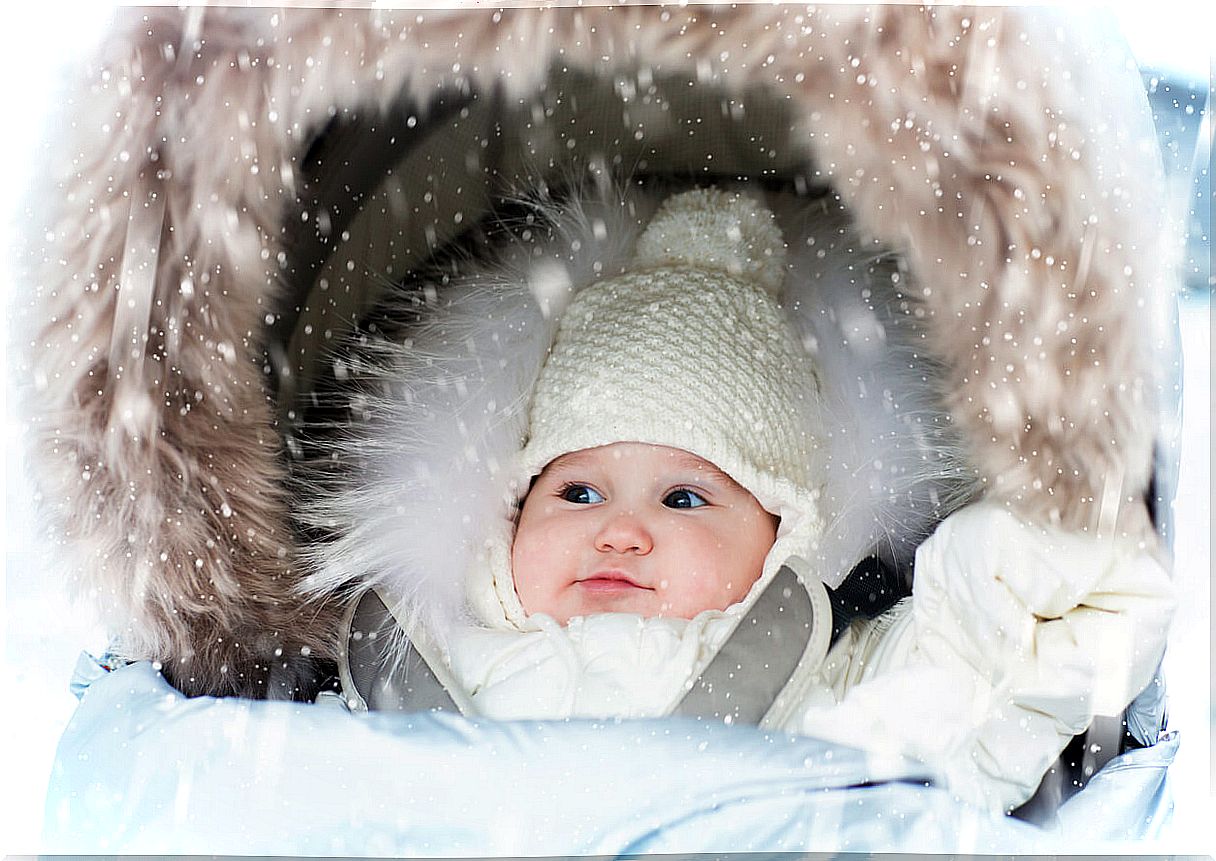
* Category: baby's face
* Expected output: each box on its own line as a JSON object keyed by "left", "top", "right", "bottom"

{"left": 512, "top": 442, "right": 777, "bottom": 624}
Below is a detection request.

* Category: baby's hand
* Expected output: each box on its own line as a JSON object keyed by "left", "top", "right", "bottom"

{"left": 912, "top": 501, "right": 1174, "bottom": 716}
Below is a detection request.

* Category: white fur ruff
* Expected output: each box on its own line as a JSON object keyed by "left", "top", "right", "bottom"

{"left": 302, "top": 183, "right": 975, "bottom": 651}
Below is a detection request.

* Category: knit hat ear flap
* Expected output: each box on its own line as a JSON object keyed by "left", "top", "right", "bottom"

{"left": 632, "top": 187, "right": 787, "bottom": 297}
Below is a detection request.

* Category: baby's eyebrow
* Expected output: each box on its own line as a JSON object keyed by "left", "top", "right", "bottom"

{"left": 535, "top": 454, "right": 604, "bottom": 486}
{"left": 540, "top": 455, "right": 591, "bottom": 477}
{"left": 666, "top": 451, "right": 742, "bottom": 487}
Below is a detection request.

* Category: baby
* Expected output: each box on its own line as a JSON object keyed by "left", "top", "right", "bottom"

{"left": 443, "top": 188, "right": 841, "bottom": 722}
{"left": 359, "top": 188, "right": 1174, "bottom": 816}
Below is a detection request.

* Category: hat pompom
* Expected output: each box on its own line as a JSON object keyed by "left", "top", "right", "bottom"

{"left": 632, "top": 187, "right": 787, "bottom": 297}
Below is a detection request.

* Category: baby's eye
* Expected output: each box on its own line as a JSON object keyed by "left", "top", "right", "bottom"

{"left": 663, "top": 488, "right": 708, "bottom": 509}
{"left": 560, "top": 484, "right": 605, "bottom": 505}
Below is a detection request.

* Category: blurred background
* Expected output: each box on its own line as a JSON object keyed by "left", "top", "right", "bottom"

{"left": 1115, "top": 5, "right": 1212, "bottom": 855}
{"left": 2, "top": 2, "right": 1210, "bottom": 854}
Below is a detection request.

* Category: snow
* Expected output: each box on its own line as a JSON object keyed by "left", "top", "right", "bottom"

{"left": 1, "top": 2, "right": 1211, "bottom": 855}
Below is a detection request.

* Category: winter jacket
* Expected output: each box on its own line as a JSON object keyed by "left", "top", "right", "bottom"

{"left": 795, "top": 502, "right": 1173, "bottom": 813}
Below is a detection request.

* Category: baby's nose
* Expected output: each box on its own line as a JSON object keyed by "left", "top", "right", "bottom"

{"left": 594, "top": 512, "right": 654, "bottom": 554}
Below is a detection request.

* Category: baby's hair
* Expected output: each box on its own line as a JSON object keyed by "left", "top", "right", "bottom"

{"left": 515, "top": 474, "right": 542, "bottom": 515}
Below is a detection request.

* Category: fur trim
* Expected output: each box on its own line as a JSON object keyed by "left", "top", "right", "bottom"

{"left": 20, "top": 6, "right": 1171, "bottom": 694}
{"left": 18, "top": 8, "right": 341, "bottom": 697}
{"left": 790, "top": 7, "right": 1170, "bottom": 540}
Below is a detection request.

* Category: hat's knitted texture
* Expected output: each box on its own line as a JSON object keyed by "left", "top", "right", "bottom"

{"left": 521, "top": 187, "right": 820, "bottom": 500}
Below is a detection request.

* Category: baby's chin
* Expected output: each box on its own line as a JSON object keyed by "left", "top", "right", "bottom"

{"left": 530, "top": 586, "right": 724, "bottom": 626}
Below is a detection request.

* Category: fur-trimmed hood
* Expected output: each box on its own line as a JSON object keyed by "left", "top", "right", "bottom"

{"left": 17, "top": 5, "right": 1179, "bottom": 698}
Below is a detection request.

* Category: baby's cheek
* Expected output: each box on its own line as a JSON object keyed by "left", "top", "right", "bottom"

{"left": 510, "top": 535, "right": 540, "bottom": 601}
{"left": 512, "top": 526, "right": 566, "bottom": 610}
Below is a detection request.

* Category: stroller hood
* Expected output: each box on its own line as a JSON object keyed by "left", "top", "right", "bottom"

{"left": 17, "top": 6, "right": 1180, "bottom": 697}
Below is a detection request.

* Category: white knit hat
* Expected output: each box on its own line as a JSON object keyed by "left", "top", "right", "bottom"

{"left": 474, "top": 187, "right": 826, "bottom": 629}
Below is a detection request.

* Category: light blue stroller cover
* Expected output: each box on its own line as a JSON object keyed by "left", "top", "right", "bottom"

{"left": 45, "top": 654, "right": 1178, "bottom": 855}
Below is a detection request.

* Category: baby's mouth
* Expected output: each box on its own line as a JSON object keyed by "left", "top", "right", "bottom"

{"left": 577, "top": 571, "right": 654, "bottom": 592}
